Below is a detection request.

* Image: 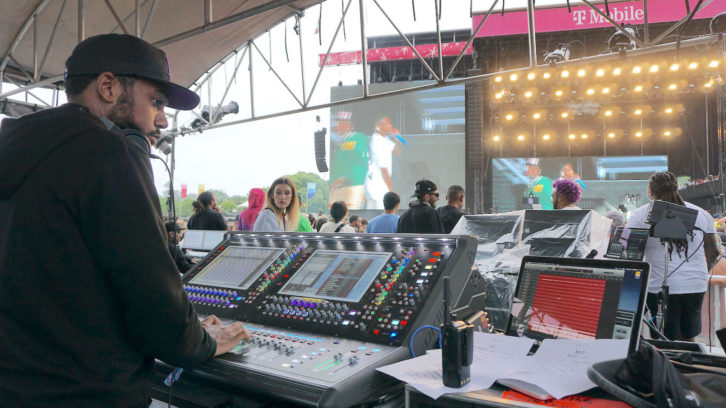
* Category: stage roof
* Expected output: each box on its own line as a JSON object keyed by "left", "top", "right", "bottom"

{"left": 0, "top": 0, "right": 322, "bottom": 88}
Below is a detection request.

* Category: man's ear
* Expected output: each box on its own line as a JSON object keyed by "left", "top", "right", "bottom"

{"left": 95, "top": 72, "right": 121, "bottom": 104}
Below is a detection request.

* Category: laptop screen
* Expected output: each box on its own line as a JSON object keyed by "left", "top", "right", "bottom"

{"left": 507, "top": 256, "right": 649, "bottom": 354}
{"left": 604, "top": 227, "right": 650, "bottom": 261}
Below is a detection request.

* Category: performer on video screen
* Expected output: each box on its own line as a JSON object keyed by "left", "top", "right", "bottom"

{"left": 365, "top": 116, "right": 402, "bottom": 209}
{"left": 329, "top": 112, "right": 368, "bottom": 209}
{"left": 524, "top": 158, "right": 552, "bottom": 209}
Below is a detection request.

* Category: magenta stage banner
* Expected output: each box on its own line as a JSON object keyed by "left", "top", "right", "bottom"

{"left": 472, "top": 0, "right": 725, "bottom": 38}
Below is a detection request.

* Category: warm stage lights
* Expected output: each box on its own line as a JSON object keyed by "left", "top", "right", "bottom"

{"left": 517, "top": 135, "right": 525, "bottom": 141}
{"left": 709, "top": 60, "right": 720, "bottom": 68}
{"left": 613, "top": 67, "right": 622, "bottom": 75}
{"left": 568, "top": 133, "right": 576, "bottom": 140}
{"left": 689, "top": 62, "right": 698, "bottom": 69}
{"left": 505, "top": 114, "right": 514, "bottom": 121}
{"left": 554, "top": 89, "right": 564, "bottom": 97}
{"left": 668, "top": 83, "right": 677, "bottom": 90}
{"left": 532, "top": 112, "right": 541, "bottom": 119}
{"left": 665, "top": 107, "right": 673, "bottom": 114}
{"left": 664, "top": 130, "right": 672, "bottom": 136}
{"left": 543, "top": 72, "right": 552, "bottom": 79}
{"left": 596, "top": 68, "right": 605, "bottom": 77}
{"left": 608, "top": 132, "right": 615, "bottom": 138}
{"left": 586, "top": 88, "right": 595, "bottom": 95}
{"left": 602, "top": 87, "right": 610, "bottom": 94}
{"left": 543, "top": 134, "right": 551, "bottom": 140}
{"left": 577, "top": 69, "right": 586, "bottom": 77}
{"left": 493, "top": 135, "right": 501, "bottom": 141}
{"left": 604, "top": 110, "right": 613, "bottom": 117}
{"left": 524, "top": 91, "right": 534, "bottom": 98}
{"left": 561, "top": 112, "right": 569, "bottom": 118}
{"left": 495, "top": 76, "right": 502, "bottom": 83}
{"left": 528, "top": 72, "right": 536, "bottom": 80}
{"left": 634, "top": 85, "right": 644, "bottom": 92}
{"left": 510, "top": 73, "right": 518, "bottom": 81}
{"left": 634, "top": 109, "right": 642, "bottom": 115}
{"left": 561, "top": 70, "right": 570, "bottom": 78}
{"left": 670, "top": 63, "right": 679, "bottom": 71}
{"left": 635, "top": 131, "right": 643, "bottom": 138}
{"left": 632, "top": 66, "right": 642, "bottom": 74}
{"left": 581, "top": 133, "right": 588, "bottom": 139}
{"left": 705, "top": 81, "right": 714, "bottom": 88}
{"left": 495, "top": 91, "right": 504, "bottom": 99}
{"left": 650, "top": 65, "right": 659, "bottom": 73}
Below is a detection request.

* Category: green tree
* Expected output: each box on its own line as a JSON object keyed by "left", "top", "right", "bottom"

{"left": 284, "top": 171, "right": 329, "bottom": 215}
{"left": 220, "top": 199, "right": 237, "bottom": 214}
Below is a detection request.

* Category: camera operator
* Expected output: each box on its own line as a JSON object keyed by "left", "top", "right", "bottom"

{"left": 626, "top": 171, "right": 721, "bottom": 341}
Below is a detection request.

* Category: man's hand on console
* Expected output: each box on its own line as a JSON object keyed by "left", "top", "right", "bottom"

{"left": 201, "top": 315, "right": 252, "bottom": 356}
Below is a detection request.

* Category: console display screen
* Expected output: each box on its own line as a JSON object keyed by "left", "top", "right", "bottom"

{"left": 279, "top": 250, "right": 391, "bottom": 302}
{"left": 190, "top": 246, "right": 284, "bottom": 290}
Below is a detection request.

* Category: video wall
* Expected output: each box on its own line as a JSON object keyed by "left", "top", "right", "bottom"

{"left": 492, "top": 156, "right": 668, "bottom": 213}
{"left": 329, "top": 82, "right": 465, "bottom": 210}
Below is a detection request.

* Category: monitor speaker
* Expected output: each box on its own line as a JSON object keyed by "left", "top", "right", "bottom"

{"left": 314, "top": 128, "right": 328, "bottom": 172}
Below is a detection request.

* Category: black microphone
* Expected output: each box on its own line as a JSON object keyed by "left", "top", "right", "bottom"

{"left": 585, "top": 249, "right": 598, "bottom": 259}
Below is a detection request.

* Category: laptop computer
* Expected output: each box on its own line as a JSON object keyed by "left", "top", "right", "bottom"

{"left": 500, "top": 256, "right": 650, "bottom": 399}
{"left": 604, "top": 227, "right": 650, "bottom": 261}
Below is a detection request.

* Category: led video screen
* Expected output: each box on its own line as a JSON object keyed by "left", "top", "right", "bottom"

{"left": 330, "top": 82, "right": 465, "bottom": 209}
{"left": 492, "top": 155, "right": 668, "bottom": 213}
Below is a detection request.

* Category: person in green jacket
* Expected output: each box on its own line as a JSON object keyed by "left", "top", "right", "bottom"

{"left": 329, "top": 112, "right": 368, "bottom": 209}
{"left": 524, "top": 158, "right": 553, "bottom": 209}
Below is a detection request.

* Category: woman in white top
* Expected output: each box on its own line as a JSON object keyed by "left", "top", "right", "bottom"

{"left": 319, "top": 201, "right": 356, "bottom": 233}
{"left": 551, "top": 178, "right": 582, "bottom": 210}
{"left": 253, "top": 177, "right": 300, "bottom": 232}
{"left": 626, "top": 171, "right": 721, "bottom": 341}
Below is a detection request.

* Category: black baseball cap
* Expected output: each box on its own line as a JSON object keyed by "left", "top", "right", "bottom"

{"left": 412, "top": 179, "right": 438, "bottom": 197}
{"left": 165, "top": 221, "right": 184, "bottom": 233}
{"left": 65, "top": 34, "right": 200, "bottom": 110}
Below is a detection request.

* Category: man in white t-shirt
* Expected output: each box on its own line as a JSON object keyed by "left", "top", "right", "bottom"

{"left": 365, "top": 117, "right": 402, "bottom": 209}
{"left": 626, "top": 172, "right": 721, "bottom": 341}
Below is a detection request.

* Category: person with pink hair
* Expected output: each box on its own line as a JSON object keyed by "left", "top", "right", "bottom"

{"left": 237, "top": 188, "right": 265, "bottom": 230}
{"left": 551, "top": 179, "right": 582, "bottom": 210}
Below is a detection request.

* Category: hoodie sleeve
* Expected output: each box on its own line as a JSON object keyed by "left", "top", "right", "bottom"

{"left": 79, "top": 143, "right": 215, "bottom": 368}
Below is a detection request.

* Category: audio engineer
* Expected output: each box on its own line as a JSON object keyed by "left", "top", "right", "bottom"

{"left": 0, "top": 34, "right": 249, "bottom": 407}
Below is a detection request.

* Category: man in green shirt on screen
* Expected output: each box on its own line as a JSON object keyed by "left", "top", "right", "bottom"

{"left": 330, "top": 111, "right": 369, "bottom": 209}
{"left": 525, "top": 158, "right": 553, "bottom": 209}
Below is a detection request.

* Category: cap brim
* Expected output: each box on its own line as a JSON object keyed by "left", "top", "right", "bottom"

{"left": 157, "top": 79, "right": 200, "bottom": 110}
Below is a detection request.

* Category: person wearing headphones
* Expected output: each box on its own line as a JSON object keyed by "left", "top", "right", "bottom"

{"left": 627, "top": 171, "right": 721, "bottom": 341}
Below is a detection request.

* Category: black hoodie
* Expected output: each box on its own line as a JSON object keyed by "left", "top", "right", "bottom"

{"left": 0, "top": 104, "right": 215, "bottom": 407}
{"left": 397, "top": 199, "right": 444, "bottom": 234}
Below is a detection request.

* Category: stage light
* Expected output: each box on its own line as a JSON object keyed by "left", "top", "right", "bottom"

{"left": 602, "top": 87, "right": 611, "bottom": 94}
{"left": 577, "top": 69, "right": 586, "bottom": 77}
{"left": 634, "top": 85, "right": 644, "bottom": 92}
{"left": 649, "top": 65, "right": 659, "bottom": 73}
{"left": 493, "top": 135, "right": 501, "bottom": 141}
{"left": 604, "top": 110, "right": 613, "bottom": 117}
{"left": 668, "top": 83, "right": 677, "bottom": 90}
{"left": 635, "top": 131, "right": 643, "bottom": 138}
{"left": 543, "top": 72, "right": 552, "bottom": 79}
{"left": 607, "top": 132, "right": 615, "bottom": 138}
{"left": 542, "top": 134, "right": 551, "bottom": 140}
{"left": 527, "top": 72, "right": 536, "bottom": 80}
{"left": 554, "top": 89, "right": 564, "bottom": 97}
{"left": 586, "top": 88, "right": 595, "bottom": 95}
{"left": 664, "top": 130, "right": 672, "bottom": 137}
{"left": 596, "top": 68, "right": 605, "bottom": 77}
{"left": 670, "top": 63, "right": 680, "bottom": 71}
{"left": 517, "top": 134, "right": 525, "bottom": 141}
{"left": 561, "top": 112, "right": 569, "bottom": 118}
{"left": 613, "top": 67, "right": 622, "bottom": 75}
{"left": 709, "top": 60, "right": 720, "bottom": 68}
{"left": 561, "top": 70, "right": 570, "bottom": 78}
{"left": 568, "top": 133, "right": 576, "bottom": 140}
{"left": 532, "top": 112, "right": 541, "bottom": 119}
{"left": 495, "top": 91, "right": 505, "bottom": 99}
{"left": 524, "top": 91, "right": 534, "bottom": 98}
{"left": 634, "top": 108, "right": 642, "bottom": 115}
{"left": 632, "top": 66, "right": 642, "bottom": 74}
{"left": 495, "top": 76, "right": 503, "bottom": 83}
{"left": 510, "top": 73, "right": 518, "bottom": 81}
{"left": 505, "top": 114, "right": 514, "bottom": 121}
{"left": 689, "top": 62, "right": 698, "bottom": 69}
{"left": 581, "top": 133, "right": 588, "bottom": 139}
{"left": 665, "top": 107, "right": 673, "bottom": 114}
{"left": 704, "top": 80, "right": 714, "bottom": 88}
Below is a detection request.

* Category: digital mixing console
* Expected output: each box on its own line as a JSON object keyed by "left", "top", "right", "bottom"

{"left": 154, "top": 231, "right": 477, "bottom": 407}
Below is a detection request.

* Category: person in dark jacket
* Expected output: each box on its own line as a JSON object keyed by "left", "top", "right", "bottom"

{"left": 166, "top": 220, "right": 195, "bottom": 273}
{"left": 0, "top": 34, "right": 248, "bottom": 407}
{"left": 437, "top": 185, "right": 465, "bottom": 233}
{"left": 397, "top": 179, "right": 444, "bottom": 234}
{"left": 188, "top": 191, "right": 229, "bottom": 230}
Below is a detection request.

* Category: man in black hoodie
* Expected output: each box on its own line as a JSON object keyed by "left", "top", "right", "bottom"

{"left": 397, "top": 179, "right": 444, "bottom": 234}
{"left": 0, "top": 34, "right": 249, "bottom": 407}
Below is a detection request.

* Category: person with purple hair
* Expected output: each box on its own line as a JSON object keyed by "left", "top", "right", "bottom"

{"left": 551, "top": 178, "right": 582, "bottom": 210}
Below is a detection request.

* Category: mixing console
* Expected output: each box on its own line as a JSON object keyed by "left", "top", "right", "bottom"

{"left": 154, "top": 232, "right": 477, "bottom": 407}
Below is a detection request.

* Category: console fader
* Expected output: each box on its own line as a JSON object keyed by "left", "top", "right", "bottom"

{"left": 155, "top": 232, "right": 477, "bottom": 407}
